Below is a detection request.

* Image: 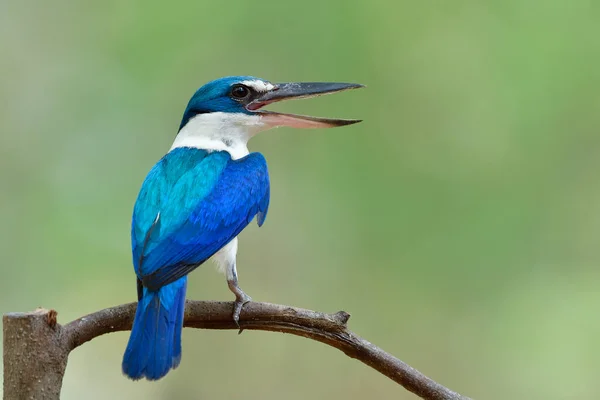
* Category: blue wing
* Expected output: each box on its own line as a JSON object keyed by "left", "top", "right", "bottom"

{"left": 131, "top": 148, "right": 270, "bottom": 291}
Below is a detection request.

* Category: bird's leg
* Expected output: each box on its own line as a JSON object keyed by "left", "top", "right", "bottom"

{"left": 226, "top": 261, "right": 251, "bottom": 328}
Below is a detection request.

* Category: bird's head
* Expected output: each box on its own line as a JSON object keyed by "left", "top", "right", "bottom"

{"left": 179, "top": 76, "right": 363, "bottom": 133}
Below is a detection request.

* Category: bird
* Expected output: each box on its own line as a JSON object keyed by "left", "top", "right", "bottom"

{"left": 121, "top": 76, "right": 363, "bottom": 381}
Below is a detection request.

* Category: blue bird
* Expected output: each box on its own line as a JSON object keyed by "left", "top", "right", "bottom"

{"left": 122, "top": 76, "right": 363, "bottom": 380}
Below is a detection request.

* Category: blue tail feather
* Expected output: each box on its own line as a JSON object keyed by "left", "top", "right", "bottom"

{"left": 122, "top": 277, "right": 187, "bottom": 380}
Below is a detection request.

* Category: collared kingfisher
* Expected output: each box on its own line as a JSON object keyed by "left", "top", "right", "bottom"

{"left": 121, "top": 76, "right": 363, "bottom": 380}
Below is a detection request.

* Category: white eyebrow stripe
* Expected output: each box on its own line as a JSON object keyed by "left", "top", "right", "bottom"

{"left": 239, "top": 80, "right": 275, "bottom": 92}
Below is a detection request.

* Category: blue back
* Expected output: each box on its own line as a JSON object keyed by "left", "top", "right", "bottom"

{"left": 131, "top": 147, "right": 270, "bottom": 290}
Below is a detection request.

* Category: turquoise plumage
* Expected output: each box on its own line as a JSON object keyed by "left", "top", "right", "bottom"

{"left": 121, "top": 75, "right": 361, "bottom": 382}
{"left": 123, "top": 147, "right": 269, "bottom": 380}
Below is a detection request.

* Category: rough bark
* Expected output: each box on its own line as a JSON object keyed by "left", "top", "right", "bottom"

{"left": 3, "top": 310, "right": 66, "bottom": 400}
{"left": 3, "top": 302, "right": 471, "bottom": 400}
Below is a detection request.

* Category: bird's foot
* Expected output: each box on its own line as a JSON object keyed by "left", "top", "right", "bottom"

{"left": 232, "top": 291, "right": 251, "bottom": 331}
{"left": 228, "top": 278, "right": 252, "bottom": 332}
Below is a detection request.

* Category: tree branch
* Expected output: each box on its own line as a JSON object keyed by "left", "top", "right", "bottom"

{"left": 3, "top": 302, "right": 471, "bottom": 400}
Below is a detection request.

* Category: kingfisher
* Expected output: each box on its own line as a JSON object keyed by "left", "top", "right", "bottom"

{"left": 121, "top": 76, "right": 363, "bottom": 380}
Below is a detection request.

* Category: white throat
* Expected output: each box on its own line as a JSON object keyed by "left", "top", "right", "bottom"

{"left": 170, "top": 112, "right": 269, "bottom": 160}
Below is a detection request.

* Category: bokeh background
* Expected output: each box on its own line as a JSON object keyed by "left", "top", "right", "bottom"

{"left": 2, "top": 1, "right": 600, "bottom": 399}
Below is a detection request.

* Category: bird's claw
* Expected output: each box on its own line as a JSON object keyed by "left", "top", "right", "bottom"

{"left": 232, "top": 293, "right": 252, "bottom": 333}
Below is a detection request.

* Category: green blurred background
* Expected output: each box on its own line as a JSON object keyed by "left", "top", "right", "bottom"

{"left": 2, "top": 1, "right": 600, "bottom": 399}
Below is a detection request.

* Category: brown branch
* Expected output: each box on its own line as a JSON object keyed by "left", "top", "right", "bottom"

{"left": 4, "top": 302, "right": 471, "bottom": 400}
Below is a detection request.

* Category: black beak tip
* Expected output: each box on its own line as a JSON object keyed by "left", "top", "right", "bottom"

{"left": 336, "top": 119, "right": 363, "bottom": 127}
{"left": 344, "top": 83, "right": 366, "bottom": 91}
{"left": 337, "top": 83, "right": 365, "bottom": 92}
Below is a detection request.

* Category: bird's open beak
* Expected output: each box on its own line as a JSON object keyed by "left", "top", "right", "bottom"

{"left": 247, "top": 82, "right": 364, "bottom": 128}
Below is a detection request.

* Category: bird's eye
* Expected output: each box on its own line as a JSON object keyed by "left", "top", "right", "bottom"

{"left": 231, "top": 84, "right": 251, "bottom": 100}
